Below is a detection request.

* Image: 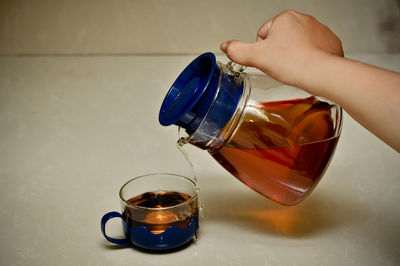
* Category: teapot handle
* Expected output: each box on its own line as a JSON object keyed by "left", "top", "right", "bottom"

{"left": 226, "top": 61, "right": 247, "bottom": 76}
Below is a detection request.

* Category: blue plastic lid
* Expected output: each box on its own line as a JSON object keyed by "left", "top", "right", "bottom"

{"left": 159, "top": 52, "right": 244, "bottom": 137}
{"left": 159, "top": 53, "right": 219, "bottom": 132}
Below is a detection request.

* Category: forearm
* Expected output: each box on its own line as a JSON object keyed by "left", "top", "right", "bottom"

{"left": 299, "top": 53, "right": 400, "bottom": 151}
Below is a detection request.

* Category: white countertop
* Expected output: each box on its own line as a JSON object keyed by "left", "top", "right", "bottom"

{"left": 0, "top": 54, "right": 399, "bottom": 265}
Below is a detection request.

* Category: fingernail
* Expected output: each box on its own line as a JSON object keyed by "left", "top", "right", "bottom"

{"left": 220, "top": 41, "right": 228, "bottom": 52}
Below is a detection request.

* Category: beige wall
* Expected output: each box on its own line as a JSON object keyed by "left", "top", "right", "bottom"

{"left": 1, "top": 0, "right": 399, "bottom": 55}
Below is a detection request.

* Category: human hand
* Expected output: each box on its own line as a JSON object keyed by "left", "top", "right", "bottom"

{"left": 220, "top": 10, "right": 343, "bottom": 90}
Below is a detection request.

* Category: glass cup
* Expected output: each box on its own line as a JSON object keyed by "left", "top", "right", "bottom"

{"left": 101, "top": 173, "right": 199, "bottom": 251}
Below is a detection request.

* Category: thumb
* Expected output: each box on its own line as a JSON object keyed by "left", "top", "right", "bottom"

{"left": 220, "top": 40, "right": 260, "bottom": 67}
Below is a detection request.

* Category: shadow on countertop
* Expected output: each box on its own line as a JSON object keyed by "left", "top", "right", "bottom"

{"left": 100, "top": 238, "right": 195, "bottom": 254}
{"left": 199, "top": 178, "right": 371, "bottom": 238}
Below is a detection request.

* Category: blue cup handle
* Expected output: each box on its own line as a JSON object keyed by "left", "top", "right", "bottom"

{"left": 101, "top": 211, "right": 130, "bottom": 245}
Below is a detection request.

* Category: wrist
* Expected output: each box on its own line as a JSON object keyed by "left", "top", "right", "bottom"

{"left": 294, "top": 52, "right": 343, "bottom": 98}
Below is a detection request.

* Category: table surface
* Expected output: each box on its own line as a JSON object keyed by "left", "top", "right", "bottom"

{"left": 0, "top": 54, "right": 399, "bottom": 266}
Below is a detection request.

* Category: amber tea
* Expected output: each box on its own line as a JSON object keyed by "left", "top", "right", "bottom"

{"left": 123, "top": 191, "right": 198, "bottom": 234}
{"left": 210, "top": 96, "right": 339, "bottom": 205}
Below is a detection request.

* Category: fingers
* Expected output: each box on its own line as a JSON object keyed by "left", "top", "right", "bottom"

{"left": 220, "top": 15, "right": 275, "bottom": 66}
{"left": 220, "top": 40, "right": 262, "bottom": 67}
{"left": 256, "top": 18, "right": 274, "bottom": 41}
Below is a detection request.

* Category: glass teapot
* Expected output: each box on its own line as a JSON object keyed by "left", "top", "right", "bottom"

{"left": 159, "top": 52, "right": 342, "bottom": 205}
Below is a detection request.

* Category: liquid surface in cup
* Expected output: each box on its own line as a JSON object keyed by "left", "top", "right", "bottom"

{"left": 124, "top": 191, "right": 197, "bottom": 234}
{"left": 210, "top": 96, "right": 339, "bottom": 205}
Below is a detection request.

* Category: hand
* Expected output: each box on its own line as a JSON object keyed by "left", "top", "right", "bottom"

{"left": 221, "top": 10, "right": 400, "bottom": 152}
{"left": 221, "top": 10, "right": 343, "bottom": 90}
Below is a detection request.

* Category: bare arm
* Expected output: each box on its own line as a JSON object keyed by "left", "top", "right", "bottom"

{"left": 305, "top": 54, "right": 400, "bottom": 151}
{"left": 221, "top": 10, "right": 400, "bottom": 152}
